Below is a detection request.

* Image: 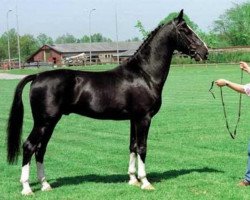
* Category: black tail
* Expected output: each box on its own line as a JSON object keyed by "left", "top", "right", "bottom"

{"left": 7, "top": 74, "right": 36, "bottom": 164}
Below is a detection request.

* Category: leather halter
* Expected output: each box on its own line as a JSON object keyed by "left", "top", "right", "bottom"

{"left": 172, "top": 21, "right": 199, "bottom": 59}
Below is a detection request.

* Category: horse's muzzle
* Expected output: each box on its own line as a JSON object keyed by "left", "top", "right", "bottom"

{"left": 193, "top": 46, "right": 209, "bottom": 61}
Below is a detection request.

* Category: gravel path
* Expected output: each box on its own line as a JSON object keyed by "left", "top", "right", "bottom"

{"left": 0, "top": 73, "right": 26, "bottom": 80}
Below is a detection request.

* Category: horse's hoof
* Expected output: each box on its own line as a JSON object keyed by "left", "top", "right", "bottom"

{"left": 21, "top": 189, "right": 34, "bottom": 196}
{"left": 41, "top": 184, "right": 52, "bottom": 192}
{"left": 141, "top": 184, "right": 155, "bottom": 190}
{"left": 128, "top": 179, "right": 141, "bottom": 187}
{"left": 41, "top": 181, "right": 52, "bottom": 192}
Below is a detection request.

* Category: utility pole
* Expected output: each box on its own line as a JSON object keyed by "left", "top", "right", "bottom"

{"left": 16, "top": 4, "right": 21, "bottom": 69}
{"left": 115, "top": 2, "right": 119, "bottom": 65}
{"left": 7, "top": 9, "right": 12, "bottom": 69}
{"left": 89, "top": 8, "right": 96, "bottom": 65}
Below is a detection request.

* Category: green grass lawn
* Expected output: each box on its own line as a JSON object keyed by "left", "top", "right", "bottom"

{"left": 1, "top": 64, "right": 250, "bottom": 199}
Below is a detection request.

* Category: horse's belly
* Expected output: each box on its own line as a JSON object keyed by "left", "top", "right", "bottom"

{"left": 69, "top": 101, "right": 131, "bottom": 120}
{"left": 73, "top": 108, "right": 131, "bottom": 120}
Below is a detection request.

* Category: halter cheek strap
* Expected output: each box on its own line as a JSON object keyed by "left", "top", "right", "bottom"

{"left": 172, "top": 21, "right": 197, "bottom": 57}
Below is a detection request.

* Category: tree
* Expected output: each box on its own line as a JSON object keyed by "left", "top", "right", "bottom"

{"left": 55, "top": 33, "right": 77, "bottom": 44}
{"left": 159, "top": 12, "right": 199, "bottom": 32}
{"left": 80, "top": 35, "right": 90, "bottom": 43}
{"left": 0, "top": 29, "right": 19, "bottom": 60}
{"left": 135, "top": 20, "right": 149, "bottom": 39}
{"left": 20, "top": 34, "right": 39, "bottom": 60}
{"left": 80, "top": 33, "right": 112, "bottom": 43}
{"left": 37, "top": 33, "right": 53, "bottom": 46}
{"left": 212, "top": 2, "right": 250, "bottom": 46}
{"left": 135, "top": 12, "right": 200, "bottom": 39}
{"left": 0, "top": 36, "right": 7, "bottom": 60}
{"left": 0, "top": 31, "right": 40, "bottom": 61}
{"left": 91, "top": 33, "right": 112, "bottom": 42}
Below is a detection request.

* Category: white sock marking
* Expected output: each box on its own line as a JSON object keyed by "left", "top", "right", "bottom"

{"left": 128, "top": 152, "right": 136, "bottom": 174}
{"left": 137, "top": 155, "right": 146, "bottom": 179}
{"left": 20, "top": 163, "right": 33, "bottom": 195}
{"left": 138, "top": 155, "right": 151, "bottom": 188}
{"left": 128, "top": 152, "right": 138, "bottom": 184}
{"left": 20, "top": 163, "right": 30, "bottom": 183}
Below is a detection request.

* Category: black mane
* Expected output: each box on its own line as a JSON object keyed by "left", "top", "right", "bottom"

{"left": 128, "top": 23, "right": 164, "bottom": 62}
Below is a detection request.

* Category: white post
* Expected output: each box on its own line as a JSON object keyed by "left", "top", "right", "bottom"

{"left": 16, "top": 4, "right": 21, "bottom": 69}
{"left": 115, "top": 2, "right": 119, "bottom": 65}
{"left": 7, "top": 9, "right": 12, "bottom": 69}
{"left": 89, "top": 8, "right": 96, "bottom": 65}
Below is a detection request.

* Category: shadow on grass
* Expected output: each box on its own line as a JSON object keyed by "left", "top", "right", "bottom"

{"left": 50, "top": 167, "right": 223, "bottom": 188}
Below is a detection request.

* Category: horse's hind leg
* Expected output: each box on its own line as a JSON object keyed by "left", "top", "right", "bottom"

{"left": 20, "top": 117, "right": 60, "bottom": 195}
{"left": 20, "top": 126, "right": 43, "bottom": 195}
{"left": 128, "top": 120, "right": 140, "bottom": 187}
{"left": 35, "top": 118, "right": 60, "bottom": 192}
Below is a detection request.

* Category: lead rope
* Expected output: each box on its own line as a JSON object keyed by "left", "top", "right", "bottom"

{"left": 210, "top": 70, "right": 243, "bottom": 139}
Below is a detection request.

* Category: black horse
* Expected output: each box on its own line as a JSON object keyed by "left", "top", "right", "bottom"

{"left": 7, "top": 10, "right": 208, "bottom": 195}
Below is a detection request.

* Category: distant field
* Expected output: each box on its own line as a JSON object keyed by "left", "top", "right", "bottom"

{"left": 0, "top": 64, "right": 117, "bottom": 75}
{"left": 1, "top": 64, "right": 250, "bottom": 199}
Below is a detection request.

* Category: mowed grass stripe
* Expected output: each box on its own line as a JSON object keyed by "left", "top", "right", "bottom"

{"left": 1, "top": 64, "right": 250, "bottom": 199}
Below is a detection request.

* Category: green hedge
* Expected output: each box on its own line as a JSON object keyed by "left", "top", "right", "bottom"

{"left": 208, "top": 51, "right": 250, "bottom": 63}
{"left": 171, "top": 51, "right": 250, "bottom": 64}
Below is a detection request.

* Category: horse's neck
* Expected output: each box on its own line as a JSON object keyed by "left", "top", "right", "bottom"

{"left": 136, "top": 28, "right": 175, "bottom": 88}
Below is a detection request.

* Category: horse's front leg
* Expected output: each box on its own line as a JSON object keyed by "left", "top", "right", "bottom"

{"left": 128, "top": 120, "right": 140, "bottom": 187}
{"left": 20, "top": 162, "right": 33, "bottom": 195}
{"left": 36, "top": 162, "right": 52, "bottom": 191}
{"left": 135, "top": 116, "right": 155, "bottom": 190}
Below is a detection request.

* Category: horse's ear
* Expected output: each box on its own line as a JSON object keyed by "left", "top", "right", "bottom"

{"left": 177, "top": 9, "right": 184, "bottom": 22}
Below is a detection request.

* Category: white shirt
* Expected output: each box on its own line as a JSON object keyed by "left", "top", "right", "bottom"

{"left": 244, "top": 84, "right": 250, "bottom": 96}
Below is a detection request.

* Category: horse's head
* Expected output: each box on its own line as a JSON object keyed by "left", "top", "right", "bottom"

{"left": 172, "top": 10, "right": 208, "bottom": 61}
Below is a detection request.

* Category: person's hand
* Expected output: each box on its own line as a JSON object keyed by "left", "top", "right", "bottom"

{"left": 240, "top": 61, "right": 250, "bottom": 73}
{"left": 215, "top": 79, "right": 228, "bottom": 87}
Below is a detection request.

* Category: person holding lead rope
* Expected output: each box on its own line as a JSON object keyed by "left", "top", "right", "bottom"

{"left": 216, "top": 61, "right": 250, "bottom": 186}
